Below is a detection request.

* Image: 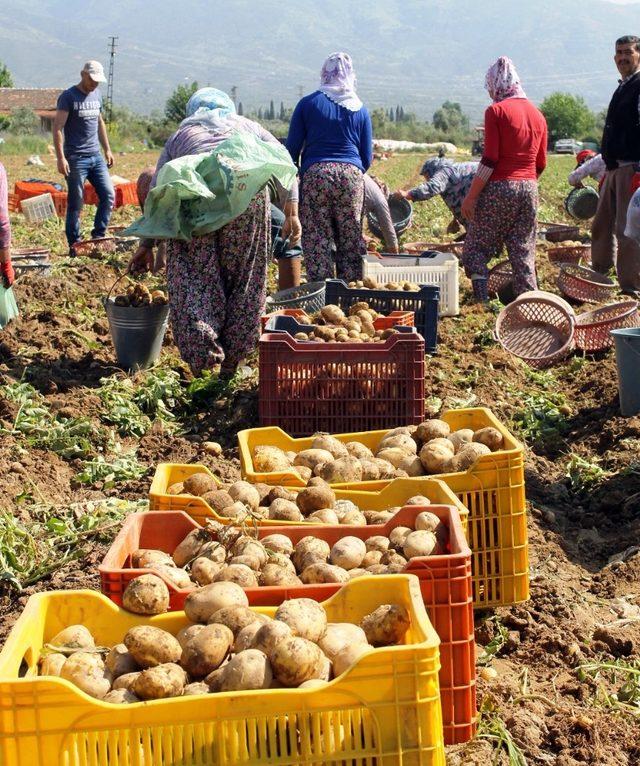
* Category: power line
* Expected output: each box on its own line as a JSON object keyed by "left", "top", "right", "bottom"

{"left": 106, "top": 36, "right": 118, "bottom": 123}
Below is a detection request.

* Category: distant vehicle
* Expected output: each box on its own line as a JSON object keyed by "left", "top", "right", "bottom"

{"left": 555, "top": 139, "right": 583, "bottom": 154}
{"left": 471, "top": 126, "right": 485, "bottom": 156}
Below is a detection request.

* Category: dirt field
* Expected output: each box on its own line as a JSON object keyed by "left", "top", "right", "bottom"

{"left": 0, "top": 150, "right": 638, "bottom": 764}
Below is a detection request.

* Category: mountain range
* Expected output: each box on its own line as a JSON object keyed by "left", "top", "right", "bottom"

{"left": 0, "top": 0, "right": 638, "bottom": 119}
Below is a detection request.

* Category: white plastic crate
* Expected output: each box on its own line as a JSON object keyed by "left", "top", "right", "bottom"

{"left": 363, "top": 252, "right": 460, "bottom": 316}
{"left": 20, "top": 193, "right": 57, "bottom": 223}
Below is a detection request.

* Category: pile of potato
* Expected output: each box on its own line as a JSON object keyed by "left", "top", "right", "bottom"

{"left": 253, "top": 419, "right": 504, "bottom": 481}
{"left": 38, "top": 592, "right": 410, "bottom": 702}
{"left": 288, "top": 303, "right": 402, "bottom": 344}
{"left": 347, "top": 276, "right": 421, "bottom": 291}
{"left": 120, "top": 506, "right": 449, "bottom": 604}
{"left": 113, "top": 282, "right": 168, "bottom": 307}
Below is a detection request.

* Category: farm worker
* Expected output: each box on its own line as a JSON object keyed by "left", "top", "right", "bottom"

{"left": 53, "top": 61, "right": 115, "bottom": 252}
{"left": 363, "top": 174, "right": 399, "bottom": 253}
{"left": 568, "top": 150, "right": 606, "bottom": 188}
{"left": 591, "top": 35, "right": 640, "bottom": 298}
{"left": 128, "top": 88, "right": 299, "bottom": 380}
{"left": 135, "top": 168, "right": 166, "bottom": 272}
{"left": 0, "top": 161, "right": 14, "bottom": 288}
{"left": 286, "top": 52, "right": 373, "bottom": 282}
{"left": 397, "top": 156, "right": 479, "bottom": 231}
{"left": 461, "top": 56, "right": 548, "bottom": 301}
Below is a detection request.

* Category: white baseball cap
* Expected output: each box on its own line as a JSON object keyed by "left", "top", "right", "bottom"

{"left": 81, "top": 60, "right": 107, "bottom": 83}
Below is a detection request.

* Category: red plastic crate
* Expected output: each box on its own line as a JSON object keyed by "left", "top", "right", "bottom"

{"left": 100, "top": 506, "right": 475, "bottom": 745}
{"left": 260, "top": 308, "right": 415, "bottom": 333}
{"left": 7, "top": 193, "right": 21, "bottom": 213}
{"left": 259, "top": 328, "right": 425, "bottom": 436}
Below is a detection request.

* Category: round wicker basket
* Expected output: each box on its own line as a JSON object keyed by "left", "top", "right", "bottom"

{"left": 557, "top": 264, "right": 617, "bottom": 303}
{"left": 574, "top": 300, "right": 639, "bottom": 352}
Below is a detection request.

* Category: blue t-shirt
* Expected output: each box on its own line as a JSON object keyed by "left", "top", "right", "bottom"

{"left": 56, "top": 86, "right": 102, "bottom": 157}
{"left": 286, "top": 91, "right": 372, "bottom": 176}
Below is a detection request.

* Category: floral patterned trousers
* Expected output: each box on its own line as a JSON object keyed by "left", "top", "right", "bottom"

{"left": 166, "top": 190, "right": 269, "bottom": 374}
{"left": 300, "top": 162, "right": 366, "bottom": 282}
{"left": 462, "top": 180, "right": 539, "bottom": 296}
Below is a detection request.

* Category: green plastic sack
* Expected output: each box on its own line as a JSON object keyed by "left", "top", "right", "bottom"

{"left": 0, "top": 284, "right": 19, "bottom": 329}
{"left": 125, "top": 132, "right": 297, "bottom": 241}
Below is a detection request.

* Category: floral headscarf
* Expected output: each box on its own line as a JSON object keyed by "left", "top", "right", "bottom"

{"left": 319, "top": 52, "right": 363, "bottom": 111}
{"left": 485, "top": 57, "right": 527, "bottom": 102}
{"left": 420, "top": 156, "right": 455, "bottom": 179}
{"left": 181, "top": 87, "right": 237, "bottom": 131}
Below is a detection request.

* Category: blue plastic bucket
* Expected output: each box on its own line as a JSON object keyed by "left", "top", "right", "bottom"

{"left": 611, "top": 327, "right": 640, "bottom": 416}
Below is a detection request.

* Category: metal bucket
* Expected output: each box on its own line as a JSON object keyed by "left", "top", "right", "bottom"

{"left": 105, "top": 299, "right": 169, "bottom": 371}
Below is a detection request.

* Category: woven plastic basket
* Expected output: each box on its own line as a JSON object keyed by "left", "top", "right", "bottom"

{"left": 564, "top": 187, "right": 599, "bottom": 220}
{"left": 496, "top": 290, "right": 576, "bottom": 368}
{"left": 487, "top": 260, "right": 513, "bottom": 298}
{"left": 547, "top": 244, "right": 591, "bottom": 265}
{"left": 557, "top": 263, "right": 617, "bottom": 303}
{"left": 368, "top": 197, "right": 412, "bottom": 238}
{"left": 402, "top": 241, "right": 463, "bottom": 256}
{"left": 542, "top": 223, "right": 581, "bottom": 243}
{"left": 264, "top": 281, "right": 326, "bottom": 312}
{"left": 71, "top": 237, "right": 117, "bottom": 257}
{"left": 574, "top": 300, "right": 639, "bottom": 352}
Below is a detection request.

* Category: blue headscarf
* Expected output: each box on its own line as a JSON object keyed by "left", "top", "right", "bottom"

{"left": 420, "top": 156, "right": 454, "bottom": 179}
{"left": 181, "top": 87, "right": 237, "bottom": 131}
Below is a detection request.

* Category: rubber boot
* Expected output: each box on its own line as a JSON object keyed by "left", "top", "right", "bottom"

{"left": 278, "top": 257, "right": 302, "bottom": 291}
{"left": 471, "top": 277, "right": 489, "bottom": 303}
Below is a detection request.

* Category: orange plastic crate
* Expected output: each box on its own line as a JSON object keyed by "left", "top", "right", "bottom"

{"left": 100, "top": 505, "right": 475, "bottom": 745}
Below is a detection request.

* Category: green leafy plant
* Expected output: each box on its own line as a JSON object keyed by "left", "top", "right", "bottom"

{"left": 577, "top": 659, "right": 640, "bottom": 717}
{"left": 477, "top": 697, "right": 528, "bottom": 765}
{"left": 477, "top": 616, "right": 509, "bottom": 666}
{"left": 512, "top": 391, "right": 568, "bottom": 446}
{"left": 566, "top": 454, "right": 610, "bottom": 492}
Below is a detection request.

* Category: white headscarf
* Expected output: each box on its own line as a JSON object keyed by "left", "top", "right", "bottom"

{"left": 318, "top": 52, "right": 363, "bottom": 111}
{"left": 485, "top": 57, "right": 527, "bottom": 103}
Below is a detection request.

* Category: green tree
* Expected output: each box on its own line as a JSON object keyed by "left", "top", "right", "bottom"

{"left": 238, "top": 101, "right": 244, "bottom": 116}
{"left": 0, "top": 61, "right": 13, "bottom": 87}
{"left": 540, "top": 92, "right": 595, "bottom": 144}
{"left": 164, "top": 81, "right": 198, "bottom": 123}
{"left": 10, "top": 107, "right": 38, "bottom": 135}
{"left": 432, "top": 101, "right": 469, "bottom": 132}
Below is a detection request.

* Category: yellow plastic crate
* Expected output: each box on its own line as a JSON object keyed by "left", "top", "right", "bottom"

{"left": 150, "top": 465, "right": 468, "bottom": 535}
{"left": 238, "top": 408, "right": 528, "bottom": 609}
{"left": 0, "top": 576, "right": 445, "bottom": 766}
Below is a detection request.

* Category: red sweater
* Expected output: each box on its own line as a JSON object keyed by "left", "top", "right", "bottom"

{"left": 481, "top": 98, "right": 548, "bottom": 181}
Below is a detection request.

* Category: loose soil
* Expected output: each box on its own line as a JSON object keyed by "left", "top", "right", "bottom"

{"left": 0, "top": 151, "right": 638, "bottom": 764}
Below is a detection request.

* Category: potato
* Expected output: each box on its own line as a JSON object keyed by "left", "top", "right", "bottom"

{"left": 320, "top": 304, "right": 345, "bottom": 324}
{"left": 215, "top": 564, "right": 259, "bottom": 588}
{"left": 366, "top": 564, "right": 389, "bottom": 574}
{"left": 220, "top": 649, "right": 273, "bottom": 691}
{"left": 60, "top": 652, "right": 112, "bottom": 699}
{"left": 332, "top": 500, "right": 359, "bottom": 519}
{"left": 269, "top": 498, "right": 304, "bottom": 522}
{"left": 252, "top": 483, "right": 273, "bottom": 503}
{"left": 292, "top": 537, "right": 330, "bottom": 571}
{"left": 122, "top": 574, "right": 170, "bottom": 616}
{"left": 371, "top": 458, "right": 397, "bottom": 479}
{"left": 251, "top": 620, "right": 292, "bottom": 656}
{"left": 307, "top": 508, "right": 340, "bottom": 524}
{"left": 231, "top": 537, "right": 268, "bottom": 567}
{"left": 191, "top": 557, "right": 225, "bottom": 586}
{"left": 380, "top": 550, "right": 408, "bottom": 567}
{"left": 345, "top": 442, "right": 374, "bottom": 460}
{"left": 124, "top": 626, "right": 182, "bottom": 669}
{"left": 348, "top": 568, "right": 367, "bottom": 579}
{"left": 294, "top": 449, "right": 335, "bottom": 470}
{"left": 296, "top": 484, "right": 336, "bottom": 514}
{"left": 167, "top": 482, "right": 184, "bottom": 495}
{"left": 448, "top": 429, "right": 474, "bottom": 452}
{"left": 340, "top": 509, "right": 367, "bottom": 525}
{"left": 265, "top": 552, "right": 296, "bottom": 573}
{"left": 261, "top": 565, "right": 303, "bottom": 587}
{"left": 363, "top": 510, "right": 394, "bottom": 525}
{"left": 132, "top": 662, "right": 187, "bottom": 700}
{"left": 450, "top": 442, "right": 491, "bottom": 472}
{"left": 275, "top": 598, "right": 328, "bottom": 642}
{"left": 332, "top": 643, "right": 371, "bottom": 677}
{"left": 131, "top": 549, "right": 174, "bottom": 568}
{"left": 49, "top": 625, "right": 95, "bottom": 651}
{"left": 203, "top": 664, "right": 227, "bottom": 692}
{"left": 183, "top": 681, "right": 211, "bottom": 696}
{"left": 415, "top": 419, "right": 451, "bottom": 442}
{"left": 183, "top": 472, "right": 218, "bottom": 497}
{"left": 378, "top": 434, "right": 417, "bottom": 454}
{"left": 172, "top": 528, "right": 210, "bottom": 567}
{"left": 317, "top": 456, "right": 363, "bottom": 483}
{"left": 313, "top": 652, "right": 333, "bottom": 682}
{"left": 267, "top": 486, "right": 298, "bottom": 504}
{"left": 253, "top": 446, "right": 291, "bottom": 472}
{"left": 319, "top": 623, "right": 368, "bottom": 661}
{"left": 419, "top": 442, "right": 454, "bottom": 474}
{"left": 365, "top": 535, "right": 390, "bottom": 553}
{"left": 415, "top": 511, "right": 444, "bottom": 532}
{"left": 362, "top": 550, "right": 383, "bottom": 567}
{"left": 184, "top": 581, "right": 248, "bottom": 624}
{"left": 300, "top": 562, "right": 349, "bottom": 584}
{"left": 384, "top": 426, "right": 413, "bottom": 439}
{"left": 398, "top": 455, "right": 425, "bottom": 476}
{"left": 201, "top": 489, "right": 235, "bottom": 513}
{"left": 176, "top": 624, "right": 205, "bottom": 649}
{"left": 181, "top": 623, "right": 234, "bottom": 678}
{"left": 473, "top": 427, "right": 504, "bottom": 451}
{"left": 403, "top": 530, "right": 438, "bottom": 558}
{"left": 330, "top": 537, "right": 366, "bottom": 570}
{"left": 311, "top": 434, "right": 348, "bottom": 458}
{"left": 406, "top": 495, "right": 431, "bottom": 506}
{"left": 389, "top": 526, "right": 412, "bottom": 548}
{"left": 295, "top": 465, "right": 313, "bottom": 482}
{"left": 105, "top": 644, "right": 138, "bottom": 679}
{"left": 233, "top": 621, "right": 265, "bottom": 653}
{"left": 299, "top": 678, "right": 329, "bottom": 689}
{"left": 228, "top": 481, "right": 260, "bottom": 510}
{"left": 375, "top": 448, "right": 409, "bottom": 468}
{"left": 112, "top": 671, "right": 140, "bottom": 691}
{"left": 103, "top": 689, "right": 139, "bottom": 704}
{"left": 361, "top": 604, "right": 410, "bottom": 646}
{"left": 219, "top": 501, "right": 254, "bottom": 521}
{"left": 208, "top": 606, "right": 265, "bottom": 636}
{"left": 151, "top": 564, "right": 194, "bottom": 589}
{"left": 261, "top": 534, "right": 294, "bottom": 556}
{"left": 359, "top": 460, "right": 381, "bottom": 481}
{"left": 269, "top": 637, "right": 324, "bottom": 687}
{"left": 39, "top": 652, "right": 67, "bottom": 676}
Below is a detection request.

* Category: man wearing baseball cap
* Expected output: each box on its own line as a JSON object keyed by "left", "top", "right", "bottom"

{"left": 53, "top": 61, "right": 115, "bottom": 251}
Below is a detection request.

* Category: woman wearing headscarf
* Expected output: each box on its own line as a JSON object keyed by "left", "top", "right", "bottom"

{"left": 461, "top": 57, "right": 548, "bottom": 301}
{"left": 129, "top": 88, "right": 299, "bottom": 378}
{"left": 397, "top": 156, "right": 479, "bottom": 230}
{"left": 286, "top": 52, "right": 373, "bottom": 282}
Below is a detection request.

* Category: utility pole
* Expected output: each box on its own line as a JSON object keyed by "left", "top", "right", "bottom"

{"left": 230, "top": 85, "right": 238, "bottom": 107}
{"left": 106, "top": 36, "right": 118, "bottom": 124}
{"left": 297, "top": 85, "right": 303, "bottom": 100}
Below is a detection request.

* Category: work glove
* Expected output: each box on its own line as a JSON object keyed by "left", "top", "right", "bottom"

{"left": 0, "top": 261, "right": 15, "bottom": 288}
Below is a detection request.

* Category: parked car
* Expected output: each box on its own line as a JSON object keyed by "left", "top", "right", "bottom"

{"left": 555, "top": 139, "right": 583, "bottom": 154}
{"left": 471, "top": 126, "right": 484, "bottom": 156}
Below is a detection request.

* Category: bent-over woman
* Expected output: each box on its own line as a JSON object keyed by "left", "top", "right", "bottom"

{"left": 287, "top": 52, "right": 372, "bottom": 282}
{"left": 461, "top": 57, "right": 548, "bottom": 301}
{"left": 129, "top": 88, "right": 299, "bottom": 378}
